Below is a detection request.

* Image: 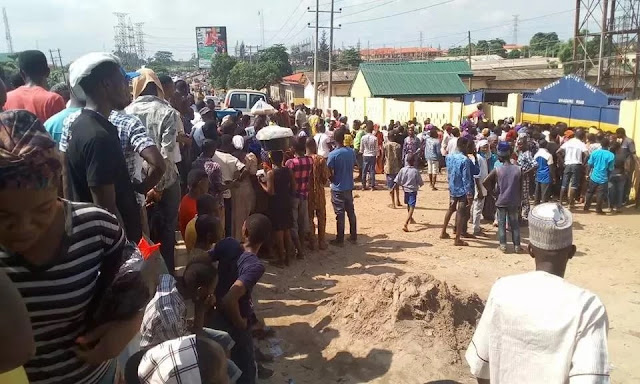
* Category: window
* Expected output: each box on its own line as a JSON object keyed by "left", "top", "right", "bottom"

{"left": 229, "top": 93, "right": 247, "bottom": 109}
{"left": 249, "top": 94, "right": 265, "bottom": 109}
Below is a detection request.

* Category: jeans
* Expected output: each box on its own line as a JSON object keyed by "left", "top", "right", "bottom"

{"left": 202, "top": 328, "right": 243, "bottom": 382}
{"left": 534, "top": 182, "right": 551, "bottom": 204}
{"left": 362, "top": 155, "right": 376, "bottom": 189}
{"left": 585, "top": 180, "right": 607, "bottom": 211}
{"left": 609, "top": 174, "right": 625, "bottom": 209}
{"left": 356, "top": 152, "right": 363, "bottom": 179}
{"left": 471, "top": 197, "right": 485, "bottom": 234}
{"left": 207, "top": 311, "right": 256, "bottom": 384}
{"left": 157, "top": 181, "right": 181, "bottom": 275}
{"left": 291, "top": 196, "right": 309, "bottom": 249}
{"left": 562, "top": 164, "right": 583, "bottom": 190}
{"left": 497, "top": 206, "right": 520, "bottom": 247}
{"left": 331, "top": 189, "right": 357, "bottom": 242}
{"left": 623, "top": 172, "right": 631, "bottom": 204}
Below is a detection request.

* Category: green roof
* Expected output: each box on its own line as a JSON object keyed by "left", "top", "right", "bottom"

{"left": 358, "top": 61, "right": 472, "bottom": 97}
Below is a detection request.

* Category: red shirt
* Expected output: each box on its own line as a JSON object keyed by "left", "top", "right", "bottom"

{"left": 178, "top": 194, "right": 197, "bottom": 239}
{"left": 5, "top": 86, "right": 65, "bottom": 122}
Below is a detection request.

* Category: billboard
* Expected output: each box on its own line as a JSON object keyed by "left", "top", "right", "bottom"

{"left": 195, "top": 26, "right": 227, "bottom": 69}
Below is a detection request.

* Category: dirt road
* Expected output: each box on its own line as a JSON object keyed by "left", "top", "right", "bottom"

{"left": 256, "top": 175, "right": 640, "bottom": 384}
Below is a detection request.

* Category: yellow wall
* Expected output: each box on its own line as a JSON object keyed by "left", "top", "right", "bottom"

{"left": 618, "top": 100, "right": 640, "bottom": 200}
{"left": 350, "top": 72, "right": 371, "bottom": 98}
{"left": 385, "top": 99, "right": 413, "bottom": 123}
{"left": 415, "top": 101, "right": 463, "bottom": 127}
{"left": 331, "top": 97, "right": 346, "bottom": 115}
{"left": 346, "top": 97, "right": 366, "bottom": 122}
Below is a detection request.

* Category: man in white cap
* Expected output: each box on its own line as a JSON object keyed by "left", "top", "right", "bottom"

{"left": 466, "top": 203, "right": 610, "bottom": 384}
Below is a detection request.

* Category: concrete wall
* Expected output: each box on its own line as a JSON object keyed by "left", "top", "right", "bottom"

{"left": 618, "top": 100, "right": 640, "bottom": 200}
{"left": 415, "top": 101, "right": 463, "bottom": 127}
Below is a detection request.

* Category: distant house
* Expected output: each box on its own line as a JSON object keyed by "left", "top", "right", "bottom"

{"left": 269, "top": 70, "right": 357, "bottom": 109}
{"left": 350, "top": 61, "right": 473, "bottom": 102}
{"left": 360, "top": 47, "right": 445, "bottom": 62}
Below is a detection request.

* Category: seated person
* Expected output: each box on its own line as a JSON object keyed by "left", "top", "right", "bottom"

{"left": 139, "top": 259, "right": 241, "bottom": 382}
{"left": 179, "top": 169, "right": 210, "bottom": 240}
{"left": 190, "top": 214, "right": 223, "bottom": 261}
{"left": 207, "top": 214, "right": 271, "bottom": 384}
{"left": 185, "top": 194, "right": 220, "bottom": 254}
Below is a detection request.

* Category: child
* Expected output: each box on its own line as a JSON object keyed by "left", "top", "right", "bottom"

{"left": 392, "top": 154, "right": 424, "bottom": 232}
{"left": 384, "top": 130, "right": 403, "bottom": 208}
{"left": 179, "top": 169, "right": 210, "bottom": 240}
{"left": 207, "top": 213, "right": 271, "bottom": 384}
{"left": 259, "top": 150, "right": 294, "bottom": 266}
{"left": 533, "top": 140, "right": 556, "bottom": 205}
{"left": 184, "top": 194, "right": 220, "bottom": 255}
{"left": 483, "top": 142, "right": 523, "bottom": 253}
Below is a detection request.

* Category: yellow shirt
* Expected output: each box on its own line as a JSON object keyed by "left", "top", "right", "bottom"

{"left": 308, "top": 115, "right": 320, "bottom": 136}
{"left": 0, "top": 367, "right": 29, "bottom": 384}
{"left": 184, "top": 216, "right": 197, "bottom": 255}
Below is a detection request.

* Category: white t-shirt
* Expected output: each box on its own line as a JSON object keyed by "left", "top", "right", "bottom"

{"left": 561, "top": 138, "right": 588, "bottom": 166}
{"left": 212, "top": 151, "right": 246, "bottom": 199}
{"left": 314, "top": 133, "right": 331, "bottom": 158}
{"left": 191, "top": 121, "right": 206, "bottom": 148}
{"left": 466, "top": 271, "right": 610, "bottom": 384}
{"left": 446, "top": 137, "right": 459, "bottom": 156}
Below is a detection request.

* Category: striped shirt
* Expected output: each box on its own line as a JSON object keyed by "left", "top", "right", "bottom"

{"left": 0, "top": 201, "right": 127, "bottom": 384}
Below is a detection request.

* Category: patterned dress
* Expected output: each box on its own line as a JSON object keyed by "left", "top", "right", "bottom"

{"left": 517, "top": 150, "right": 537, "bottom": 220}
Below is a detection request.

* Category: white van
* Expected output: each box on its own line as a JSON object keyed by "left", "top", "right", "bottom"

{"left": 223, "top": 89, "right": 267, "bottom": 114}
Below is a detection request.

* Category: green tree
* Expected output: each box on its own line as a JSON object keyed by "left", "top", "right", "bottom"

{"left": 476, "top": 39, "right": 507, "bottom": 57}
{"left": 319, "top": 30, "right": 329, "bottom": 71}
{"left": 336, "top": 48, "right": 362, "bottom": 69}
{"left": 153, "top": 51, "right": 174, "bottom": 64}
{"left": 529, "top": 32, "right": 561, "bottom": 57}
{"left": 558, "top": 31, "right": 609, "bottom": 75}
{"left": 257, "top": 44, "right": 292, "bottom": 78}
{"left": 210, "top": 53, "right": 238, "bottom": 89}
{"left": 227, "top": 61, "right": 280, "bottom": 90}
{"left": 507, "top": 49, "right": 522, "bottom": 59}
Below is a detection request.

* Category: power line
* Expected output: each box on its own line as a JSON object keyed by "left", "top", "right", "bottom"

{"left": 337, "top": 0, "right": 396, "bottom": 19}
{"left": 264, "top": 0, "right": 307, "bottom": 46}
{"left": 341, "top": 0, "right": 455, "bottom": 25}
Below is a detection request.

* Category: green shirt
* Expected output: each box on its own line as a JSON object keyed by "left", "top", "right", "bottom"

{"left": 354, "top": 129, "right": 366, "bottom": 151}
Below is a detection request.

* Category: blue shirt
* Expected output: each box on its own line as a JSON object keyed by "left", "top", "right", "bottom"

{"left": 588, "top": 148, "right": 615, "bottom": 184}
{"left": 446, "top": 152, "right": 474, "bottom": 198}
{"left": 43, "top": 107, "right": 81, "bottom": 144}
{"left": 424, "top": 137, "right": 441, "bottom": 161}
{"left": 394, "top": 165, "right": 424, "bottom": 193}
{"left": 328, "top": 146, "right": 356, "bottom": 191}
{"left": 534, "top": 148, "right": 553, "bottom": 184}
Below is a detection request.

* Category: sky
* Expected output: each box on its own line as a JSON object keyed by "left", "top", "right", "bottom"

{"left": 4, "top": 0, "right": 578, "bottom": 64}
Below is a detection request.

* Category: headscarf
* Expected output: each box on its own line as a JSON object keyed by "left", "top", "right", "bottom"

{"left": 132, "top": 68, "right": 165, "bottom": 100}
{"left": 564, "top": 129, "right": 575, "bottom": 139}
{"left": 232, "top": 135, "right": 244, "bottom": 150}
{"left": 0, "top": 110, "right": 61, "bottom": 189}
{"left": 505, "top": 129, "right": 517, "bottom": 142}
{"left": 476, "top": 139, "right": 489, "bottom": 152}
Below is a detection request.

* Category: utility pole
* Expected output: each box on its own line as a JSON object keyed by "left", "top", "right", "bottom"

{"left": 467, "top": 31, "right": 473, "bottom": 90}
{"left": 583, "top": 29, "right": 588, "bottom": 78}
{"left": 2, "top": 7, "right": 13, "bottom": 53}
{"left": 310, "top": 1, "right": 319, "bottom": 108}
{"left": 512, "top": 15, "right": 519, "bottom": 44}
{"left": 56, "top": 49, "right": 67, "bottom": 83}
{"left": 308, "top": 2, "right": 341, "bottom": 109}
{"left": 597, "top": 0, "right": 609, "bottom": 86}
{"left": 328, "top": 0, "right": 341, "bottom": 108}
{"left": 420, "top": 31, "right": 423, "bottom": 60}
{"left": 259, "top": 10, "right": 265, "bottom": 48}
{"left": 48, "top": 50, "right": 57, "bottom": 70}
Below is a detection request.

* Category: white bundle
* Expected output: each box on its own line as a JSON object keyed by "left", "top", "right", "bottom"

{"left": 256, "top": 125, "right": 293, "bottom": 141}
{"left": 251, "top": 99, "right": 277, "bottom": 115}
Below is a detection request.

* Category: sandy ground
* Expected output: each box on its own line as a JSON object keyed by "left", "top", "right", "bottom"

{"left": 250, "top": 173, "right": 640, "bottom": 384}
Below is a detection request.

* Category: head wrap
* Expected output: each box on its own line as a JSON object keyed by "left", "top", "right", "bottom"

{"left": 232, "top": 135, "right": 244, "bottom": 150}
{"left": 564, "top": 129, "right": 575, "bottom": 138}
{"left": 0, "top": 110, "right": 61, "bottom": 189}
{"left": 69, "top": 52, "right": 126, "bottom": 101}
{"left": 528, "top": 203, "right": 573, "bottom": 250}
{"left": 505, "top": 129, "right": 517, "bottom": 142}
{"left": 132, "top": 68, "right": 165, "bottom": 100}
{"left": 476, "top": 139, "right": 489, "bottom": 151}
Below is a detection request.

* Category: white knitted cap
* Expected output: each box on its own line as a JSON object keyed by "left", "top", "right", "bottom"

{"left": 528, "top": 203, "right": 573, "bottom": 250}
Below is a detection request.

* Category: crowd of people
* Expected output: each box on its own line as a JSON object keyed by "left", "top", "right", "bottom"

{"left": 0, "top": 48, "right": 635, "bottom": 384}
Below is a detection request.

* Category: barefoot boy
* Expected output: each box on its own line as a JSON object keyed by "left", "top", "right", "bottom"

{"left": 391, "top": 154, "right": 424, "bottom": 231}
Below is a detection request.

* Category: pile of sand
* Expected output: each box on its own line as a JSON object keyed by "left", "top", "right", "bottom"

{"left": 325, "top": 273, "right": 485, "bottom": 364}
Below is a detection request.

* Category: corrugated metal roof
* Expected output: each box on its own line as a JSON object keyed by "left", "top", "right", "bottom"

{"left": 474, "top": 68, "right": 564, "bottom": 81}
{"left": 303, "top": 70, "right": 357, "bottom": 83}
{"left": 358, "top": 61, "right": 471, "bottom": 96}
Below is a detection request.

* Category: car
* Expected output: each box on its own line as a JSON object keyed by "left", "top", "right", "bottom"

{"left": 223, "top": 89, "right": 267, "bottom": 115}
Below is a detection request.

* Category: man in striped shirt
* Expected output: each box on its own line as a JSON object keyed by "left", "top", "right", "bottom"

{"left": 0, "top": 109, "right": 143, "bottom": 384}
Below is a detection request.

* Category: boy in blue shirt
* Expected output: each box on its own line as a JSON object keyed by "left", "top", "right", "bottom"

{"left": 533, "top": 140, "right": 556, "bottom": 205}
{"left": 327, "top": 128, "right": 357, "bottom": 246}
{"left": 391, "top": 153, "right": 424, "bottom": 232}
{"left": 585, "top": 138, "right": 615, "bottom": 214}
